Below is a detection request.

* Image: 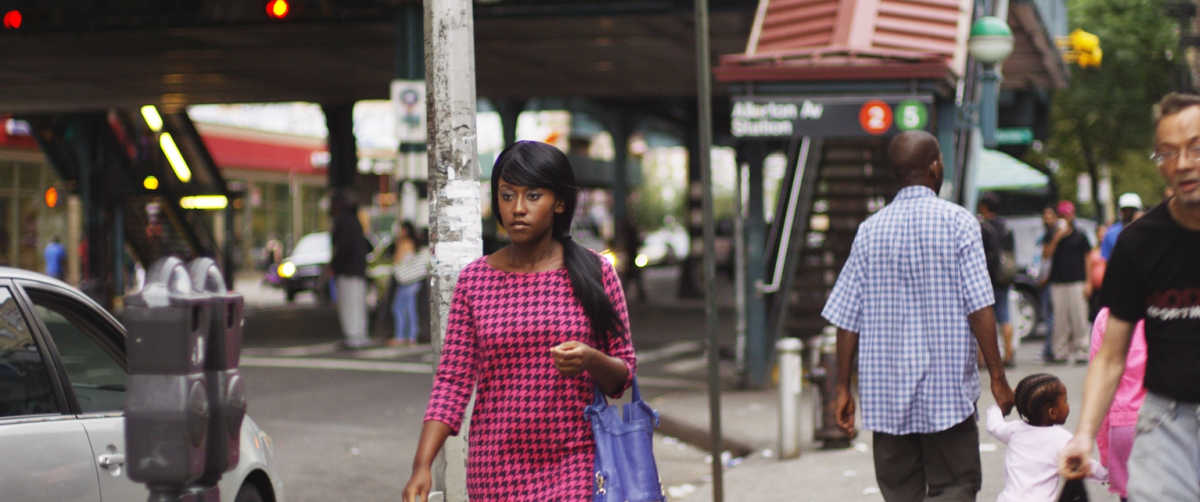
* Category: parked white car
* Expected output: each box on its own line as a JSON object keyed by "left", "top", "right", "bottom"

{"left": 0, "top": 267, "right": 284, "bottom": 502}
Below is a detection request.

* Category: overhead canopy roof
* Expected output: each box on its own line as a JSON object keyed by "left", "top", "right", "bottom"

{"left": 974, "top": 148, "right": 1048, "bottom": 190}
{"left": 0, "top": 2, "right": 755, "bottom": 113}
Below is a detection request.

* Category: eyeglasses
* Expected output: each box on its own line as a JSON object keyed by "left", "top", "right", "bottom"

{"left": 1150, "top": 144, "right": 1200, "bottom": 166}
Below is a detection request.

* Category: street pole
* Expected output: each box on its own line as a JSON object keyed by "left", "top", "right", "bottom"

{"left": 424, "top": 1, "right": 481, "bottom": 500}
{"left": 980, "top": 64, "right": 999, "bottom": 148}
{"left": 693, "top": 0, "right": 724, "bottom": 500}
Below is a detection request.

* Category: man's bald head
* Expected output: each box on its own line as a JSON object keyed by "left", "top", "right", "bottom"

{"left": 888, "top": 131, "right": 943, "bottom": 189}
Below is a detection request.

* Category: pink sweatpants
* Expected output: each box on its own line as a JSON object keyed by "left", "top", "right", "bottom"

{"left": 1106, "top": 424, "right": 1136, "bottom": 497}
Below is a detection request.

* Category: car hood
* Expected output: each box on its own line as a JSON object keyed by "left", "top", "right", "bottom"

{"left": 285, "top": 250, "right": 330, "bottom": 268}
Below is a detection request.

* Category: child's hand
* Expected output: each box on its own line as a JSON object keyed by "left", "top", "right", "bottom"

{"left": 1058, "top": 434, "right": 1094, "bottom": 480}
{"left": 550, "top": 341, "right": 595, "bottom": 377}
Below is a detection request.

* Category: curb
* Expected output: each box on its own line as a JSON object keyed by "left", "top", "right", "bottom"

{"left": 657, "top": 412, "right": 758, "bottom": 458}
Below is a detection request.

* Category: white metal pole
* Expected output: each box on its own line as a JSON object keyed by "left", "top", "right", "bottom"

{"left": 424, "top": 1, "right": 481, "bottom": 500}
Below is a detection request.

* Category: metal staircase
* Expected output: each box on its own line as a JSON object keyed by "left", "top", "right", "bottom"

{"left": 23, "top": 109, "right": 230, "bottom": 300}
{"left": 765, "top": 137, "right": 895, "bottom": 343}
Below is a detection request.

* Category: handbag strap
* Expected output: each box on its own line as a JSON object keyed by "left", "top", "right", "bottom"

{"left": 592, "top": 375, "right": 642, "bottom": 406}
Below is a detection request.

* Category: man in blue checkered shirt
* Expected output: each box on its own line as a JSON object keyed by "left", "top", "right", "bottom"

{"left": 822, "top": 130, "right": 1014, "bottom": 502}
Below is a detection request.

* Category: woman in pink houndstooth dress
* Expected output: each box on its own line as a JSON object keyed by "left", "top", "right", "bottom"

{"left": 403, "top": 141, "right": 637, "bottom": 502}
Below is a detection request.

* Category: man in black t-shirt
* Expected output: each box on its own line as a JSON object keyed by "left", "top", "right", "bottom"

{"left": 1061, "top": 93, "right": 1200, "bottom": 500}
{"left": 1041, "top": 200, "right": 1091, "bottom": 363}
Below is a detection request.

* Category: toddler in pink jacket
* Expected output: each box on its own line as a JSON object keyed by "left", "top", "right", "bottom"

{"left": 1089, "top": 306, "right": 1146, "bottom": 500}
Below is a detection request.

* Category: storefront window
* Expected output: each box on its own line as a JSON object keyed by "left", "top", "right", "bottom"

{"left": 0, "top": 160, "right": 66, "bottom": 273}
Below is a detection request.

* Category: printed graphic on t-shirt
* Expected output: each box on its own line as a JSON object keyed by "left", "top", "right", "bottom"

{"left": 1146, "top": 288, "right": 1200, "bottom": 321}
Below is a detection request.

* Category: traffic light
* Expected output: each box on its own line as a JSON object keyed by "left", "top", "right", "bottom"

{"left": 266, "top": 0, "right": 290, "bottom": 19}
{"left": 2, "top": 10, "right": 20, "bottom": 30}
{"left": 43, "top": 186, "right": 58, "bottom": 208}
{"left": 1060, "top": 29, "right": 1102, "bottom": 68}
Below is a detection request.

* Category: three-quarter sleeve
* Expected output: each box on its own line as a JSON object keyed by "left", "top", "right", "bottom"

{"left": 423, "top": 272, "right": 478, "bottom": 435}
{"left": 599, "top": 257, "right": 636, "bottom": 396}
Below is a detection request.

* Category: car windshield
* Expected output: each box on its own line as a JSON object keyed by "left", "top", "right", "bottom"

{"left": 292, "top": 233, "right": 329, "bottom": 256}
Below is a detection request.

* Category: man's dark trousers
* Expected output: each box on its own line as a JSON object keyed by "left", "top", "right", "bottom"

{"left": 872, "top": 416, "right": 981, "bottom": 502}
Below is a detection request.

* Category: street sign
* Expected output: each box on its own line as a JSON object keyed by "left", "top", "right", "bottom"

{"left": 895, "top": 99, "right": 929, "bottom": 131}
{"left": 391, "top": 79, "right": 426, "bottom": 143}
{"left": 731, "top": 95, "right": 934, "bottom": 138}
{"left": 859, "top": 101, "right": 893, "bottom": 135}
{"left": 995, "top": 127, "right": 1034, "bottom": 145}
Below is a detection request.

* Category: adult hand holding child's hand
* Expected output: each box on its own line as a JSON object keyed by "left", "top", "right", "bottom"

{"left": 1058, "top": 434, "right": 1094, "bottom": 480}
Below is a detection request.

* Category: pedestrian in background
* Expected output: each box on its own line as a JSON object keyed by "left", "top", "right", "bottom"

{"left": 389, "top": 221, "right": 429, "bottom": 347}
{"left": 1099, "top": 192, "right": 1143, "bottom": 261}
{"left": 1088, "top": 307, "right": 1145, "bottom": 501}
{"left": 978, "top": 192, "right": 1017, "bottom": 367}
{"left": 403, "top": 141, "right": 637, "bottom": 502}
{"left": 1085, "top": 224, "right": 1107, "bottom": 321}
{"left": 330, "top": 190, "right": 372, "bottom": 350}
{"left": 43, "top": 236, "right": 65, "bottom": 279}
{"left": 823, "top": 130, "right": 1014, "bottom": 502}
{"left": 1042, "top": 201, "right": 1091, "bottom": 364}
{"left": 1036, "top": 206, "right": 1059, "bottom": 363}
{"left": 1061, "top": 92, "right": 1200, "bottom": 500}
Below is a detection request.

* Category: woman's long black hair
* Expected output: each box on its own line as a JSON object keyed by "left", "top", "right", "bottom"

{"left": 490, "top": 140, "right": 620, "bottom": 344}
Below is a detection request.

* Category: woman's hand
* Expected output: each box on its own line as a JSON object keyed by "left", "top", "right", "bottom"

{"left": 550, "top": 340, "right": 595, "bottom": 377}
{"left": 402, "top": 465, "right": 433, "bottom": 502}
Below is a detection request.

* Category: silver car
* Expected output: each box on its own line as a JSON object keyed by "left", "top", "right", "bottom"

{"left": 0, "top": 266, "right": 284, "bottom": 502}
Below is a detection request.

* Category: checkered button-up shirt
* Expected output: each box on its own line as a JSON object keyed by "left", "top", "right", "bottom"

{"left": 821, "top": 185, "right": 994, "bottom": 435}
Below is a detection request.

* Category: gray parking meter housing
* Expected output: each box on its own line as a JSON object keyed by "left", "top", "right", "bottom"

{"left": 124, "top": 257, "right": 212, "bottom": 487}
{"left": 187, "top": 258, "right": 247, "bottom": 486}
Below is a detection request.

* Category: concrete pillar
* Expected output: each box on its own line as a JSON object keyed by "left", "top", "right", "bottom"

{"left": 607, "top": 111, "right": 634, "bottom": 263}
{"left": 495, "top": 99, "right": 526, "bottom": 148}
{"left": 678, "top": 108, "right": 703, "bottom": 298}
{"left": 322, "top": 103, "right": 358, "bottom": 193}
{"left": 425, "top": 1, "right": 482, "bottom": 500}
{"left": 743, "top": 143, "right": 768, "bottom": 388}
{"left": 936, "top": 100, "right": 959, "bottom": 198}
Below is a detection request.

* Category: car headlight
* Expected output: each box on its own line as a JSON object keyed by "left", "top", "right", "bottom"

{"left": 277, "top": 261, "right": 297, "bottom": 278}
{"left": 635, "top": 254, "right": 650, "bottom": 268}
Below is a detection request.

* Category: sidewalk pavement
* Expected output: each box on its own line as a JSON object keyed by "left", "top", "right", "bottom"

{"left": 652, "top": 338, "right": 1121, "bottom": 502}
{"left": 231, "top": 269, "right": 1120, "bottom": 501}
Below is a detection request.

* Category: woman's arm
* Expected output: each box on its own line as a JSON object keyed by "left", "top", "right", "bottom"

{"left": 403, "top": 420, "right": 454, "bottom": 502}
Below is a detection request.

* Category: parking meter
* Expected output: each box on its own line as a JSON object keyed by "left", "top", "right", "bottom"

{"left": 124, "top": 257, "right": 212, "bottom": 500}
{"left": 187, "top": 257, "right": 246, "bottom": 488}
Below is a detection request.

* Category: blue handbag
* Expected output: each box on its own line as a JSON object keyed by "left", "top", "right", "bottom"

{"left": 584, "top": 376, "right": 666, "bottom": 502}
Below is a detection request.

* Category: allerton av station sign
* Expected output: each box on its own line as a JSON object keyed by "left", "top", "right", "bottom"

{"left": 731, "top": 95, "right": 933, "bottom": 138}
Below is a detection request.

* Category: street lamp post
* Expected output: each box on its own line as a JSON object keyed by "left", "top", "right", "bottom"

{"left": 969, "top": 16, "right": 1014, "bottom": 148}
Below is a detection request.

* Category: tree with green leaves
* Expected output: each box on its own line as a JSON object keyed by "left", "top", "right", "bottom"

{"left": 1044, "top": 0, "right": 1177, "bottom": 219}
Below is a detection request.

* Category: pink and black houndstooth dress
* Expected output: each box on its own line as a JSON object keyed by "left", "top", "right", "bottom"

{"left": 423, "top": 255, "right": 637, "bottom": 501}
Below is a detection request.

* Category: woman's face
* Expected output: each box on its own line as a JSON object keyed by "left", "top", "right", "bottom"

{"left": 497, "top": 181, "right": 564, "bottom": 245}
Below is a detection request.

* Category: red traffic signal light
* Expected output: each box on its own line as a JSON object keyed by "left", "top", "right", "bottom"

{"left": 266, "top": 0, "right": 290, "bottom": 19}
{"left": 44, "top": 186, "right": 58, "bottom": 208}
{"left": 3, "top": 10, "right": 21, "bottom": 29}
